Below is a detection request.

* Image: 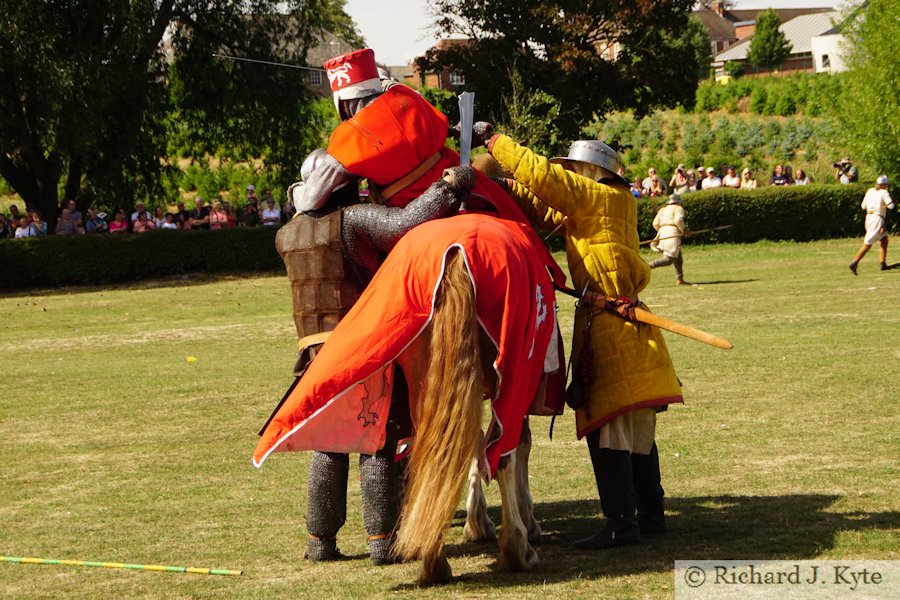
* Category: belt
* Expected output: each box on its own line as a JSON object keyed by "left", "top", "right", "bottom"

{"left": 370, "top": 151, "right": 442, "bottom": 202}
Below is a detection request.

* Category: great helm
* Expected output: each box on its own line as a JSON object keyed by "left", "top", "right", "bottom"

{"left": 550, "top": 140, "right": 629, "bottom": 186}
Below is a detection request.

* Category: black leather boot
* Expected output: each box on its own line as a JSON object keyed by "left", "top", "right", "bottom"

{"left": 632, "top": 443, "right": 666, "bottom": 535}
{"left": 574, "top": 434, "right": 641, "bottom": 550}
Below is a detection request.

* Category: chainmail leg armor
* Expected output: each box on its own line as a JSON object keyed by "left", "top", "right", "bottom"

{"left": 359, "top": 445, "right": 400, "bottom": 565}
{"left": 306, "top": 451, "right": 350, "bottom": 561}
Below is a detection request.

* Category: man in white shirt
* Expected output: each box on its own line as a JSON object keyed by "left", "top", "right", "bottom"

{"left": 850, "top": 175, "right": 894, "bottom": 274}
{"left": 701, "top": 167, "right": 722, "bottom": 190}
{"left": 261, "top": 192, "right": 282, "bottom": 226}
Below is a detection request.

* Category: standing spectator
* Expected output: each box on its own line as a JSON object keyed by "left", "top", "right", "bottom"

{"left": 701, "top": 167, "right": 722, "bottom": 190}
{"left": 793, "top": 169, "right": 811, "bottom": 185}
{"left": 242, "top": 196, "right": 261, "bottom": 227}
{"left": 85, "top": 207, "right": 108, "bottom": 233}
{"left": 209, "top": 200, "right": 229, "bottom": 230}
{"left": 109, "top": 211, "right": 129, "bottom": 234}
{"left": 685, "top": 168, "right": 697, "bottom": 192}
{"left": 642, "top": 167, "right": 667, "bottom": 198}
{"left": 649, "top": 193, "right": 688, "bottom": 285}
{"left": 722, "top": 166, "right": 741, "bottom": 189}
{"left": 0, "top": 214, "right": 9, "bottom": 238}
{"left": 160, "top": 212, "right": 179, "bottom": 229}
{"left": 668, "top": 164, "right": 691, "bottom": 195}
{"left": 246, "top": 184, "right": 259, "bottom": 206}
{"left": 770, "top": 165, "right": 790, "bottom": 186}
{"left": 261, "top": 194, "right": 281, "bottom": 226}
{"left": 133, "top": 211, "right": 156, "bottom": 233}
{"left": 56, "top": 208, "right": 79, "bottom": 235}
{"left": 694, "top": 166, "right": 705, "bottom": 191}
{"left": 223, "top": 201, "right": 238, "bottom": 228}
{"left": 835, "top": 158, "right": 858, "bottom": 184}
{"left": 740, "top": 168, "right": 758, "bottom": 190}
{"left": 849, "top": 175, "right": 894, "bottom": 274}
{"left": 190, "top": 197, "right": 210, "bottom": 230}
{"left": 8, "top": 204, "right": 21, "bottom": 223}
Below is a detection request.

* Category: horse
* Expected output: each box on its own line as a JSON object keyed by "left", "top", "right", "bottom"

{"left": 254, "top": 214, "right": 564, "bottom": 585}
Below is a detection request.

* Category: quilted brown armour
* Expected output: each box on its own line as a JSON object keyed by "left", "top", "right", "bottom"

{"left": 275, "top": 211, "right": 362, "bottom": 339}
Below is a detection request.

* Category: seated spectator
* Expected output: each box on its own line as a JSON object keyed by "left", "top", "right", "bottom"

{"left": 793, "top": 169, "right": 811, "bottom": 185}
{"left": 152, "top": 206, "right": 166, "bottom": 228}
{"left": 642, "top": 167, "right": 667, "bottom": 197}
{"left": 223, "top": 201, "right": 238, "bottom": 228}
{"left": 190, "top": 197, "right": 210, "bottom": 230}
{"left": 62, "top": 199, "right": 84, "bottom": 231}
{"left": 132, "top": 211, "right": 156, "bottom": 233}
{"left": 631, "top": 176, "right": 644, "bottom": 199}
{"left": 740, "top": 168, "right": 758, "bottom": 190}
{"left": 56, "top": 208, "right": 79, "bottom": 235}
{"left": 209, "top": 200, "right": 229, "bottom": 230}
{"left": 701, "top": 167, "right": 722, "bottom": 190}
{"left": 669, "top": 164, "right": 691, "bottom": 195}
{"left": 176, "top": 201, "right": 190, "bottom": 227}
{"left": 109, "top": 211, "right": 129, "bottom": 234}
{"left": 770, "top": 164, "right": 790, "bottom": 186}
{"left": 130, "top": 201, "right": 149, "bottom": 225}
{"left": 722, "top": 166, "right": 741, "bottom": 189}
{"left": 160, "top": 212, "right": 179, "bottom": 229}
{"left": 14, "top": 216, "right": 32, "bottom": 238}
{"left": 85, "top": 207, "right": 108, "bottom": 233}
{"left": 17, "top": 210, "right": 48, "bottom": 237}
{"left": 0, "top": 214, "right": 9, "bottom": 239}
{"left": 261, "top": 193, "right": 281, "bottom": 226}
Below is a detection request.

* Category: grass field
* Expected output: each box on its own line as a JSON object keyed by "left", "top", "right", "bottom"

{"left": 1, "top": 238, "right": 898, "bottom": 599}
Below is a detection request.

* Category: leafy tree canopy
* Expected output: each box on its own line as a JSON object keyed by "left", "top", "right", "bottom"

{"left": 419, "top": 1, "right": 706, "bottom": 151}
{"left": 747, "top": 8, "right": 792, "bottom": 70}
{"left": 835, "top": 0, "right": 900, "bottom": 179}
{"left": 0, "top": 0, "right": 361, "bottom": 227}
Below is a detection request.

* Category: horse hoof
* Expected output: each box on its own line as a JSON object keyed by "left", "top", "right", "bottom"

{"left": 463, "top": 519, "right": 497, "bottom": 542}
{"left": 418, "top": 555, "right": 453, "bottom": 586}
{"left": 498, "top": 544, "right": 539, "bottom": 572}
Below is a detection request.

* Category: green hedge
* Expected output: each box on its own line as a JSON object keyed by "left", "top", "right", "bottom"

{"left": 0, "top": 227, "right": 282, "bottom": 290}
{"left": 636, "top": 183, "right": 870, "bottom": 243}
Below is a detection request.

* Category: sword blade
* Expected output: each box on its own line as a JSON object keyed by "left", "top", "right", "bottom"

{"left": 457, "top": 92, "right": 475, "bottom": 167}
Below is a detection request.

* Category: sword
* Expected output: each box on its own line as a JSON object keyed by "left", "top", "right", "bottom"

{"left": 640, "top": 225, "right": 733, "bottom": 246}
{"left": 557, "top": 286, "right": 733, "bottom": 350}
{"left": 456, "top": 91, "right": 475, "bottom": 211}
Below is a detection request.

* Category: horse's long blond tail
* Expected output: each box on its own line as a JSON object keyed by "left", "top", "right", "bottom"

{"left": 393, "top": 250, "right": 483, "bottom": 563}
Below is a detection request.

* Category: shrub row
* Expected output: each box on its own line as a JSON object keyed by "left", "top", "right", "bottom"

{"left": 0, "top": 227, "right": 282, "bottom": 290}
{"left": 0, "top": 185, "right": 878, "bottom": 290}
{"left": 636, "top": 183, "right": 871, "bottom": 243}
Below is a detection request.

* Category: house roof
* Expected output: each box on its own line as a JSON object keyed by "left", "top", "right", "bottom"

{"left": 694, "top": 5, "right": 836, "bottom": 41}
{"left": 713, "top": 11, "right": 840, "bottom": 62}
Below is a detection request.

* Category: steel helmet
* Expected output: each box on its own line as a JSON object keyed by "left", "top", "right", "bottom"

{"left": 550, "top": 140, "right": 629, "bottom": 186}
{"left": 876, "top": 174, "right": 889, "bottom": 185}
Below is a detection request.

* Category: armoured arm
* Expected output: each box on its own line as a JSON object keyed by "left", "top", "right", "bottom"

{"left": 295, "top": 152, "right": 358, "bottom": 213}
{"left": 342, "top": 168, "right": 473, "bottom": 280}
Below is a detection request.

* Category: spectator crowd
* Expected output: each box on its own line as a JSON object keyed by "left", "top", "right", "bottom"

{"left": 0, "top": 184, "right": 295, "bottom": 239}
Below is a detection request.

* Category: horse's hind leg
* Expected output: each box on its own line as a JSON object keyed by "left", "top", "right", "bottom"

{"left": 496, "top": 454, "right": 539, "bottom": 571}
{"left": 515, "top": 419, "right": 542, "bottom": 544}
{"left": 463, "top": 432, "right": 497, "bottom": 542}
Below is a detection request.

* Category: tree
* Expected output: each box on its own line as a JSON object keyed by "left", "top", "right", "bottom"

{"left": 835, "top": 0, "right": 900, "bottom": 179}
{"left": 747, "top": 8, "right": 792, "bottom": 71}
{"left": 0, "top": 1, "right": 361, "bottom": 230}
{"left": 420, "top": 1, "right": 705, "bottom": 150}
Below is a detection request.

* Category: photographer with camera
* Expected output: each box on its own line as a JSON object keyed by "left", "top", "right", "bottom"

{"left": 834, "top": 157, "right": 859, "bottom": 184}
